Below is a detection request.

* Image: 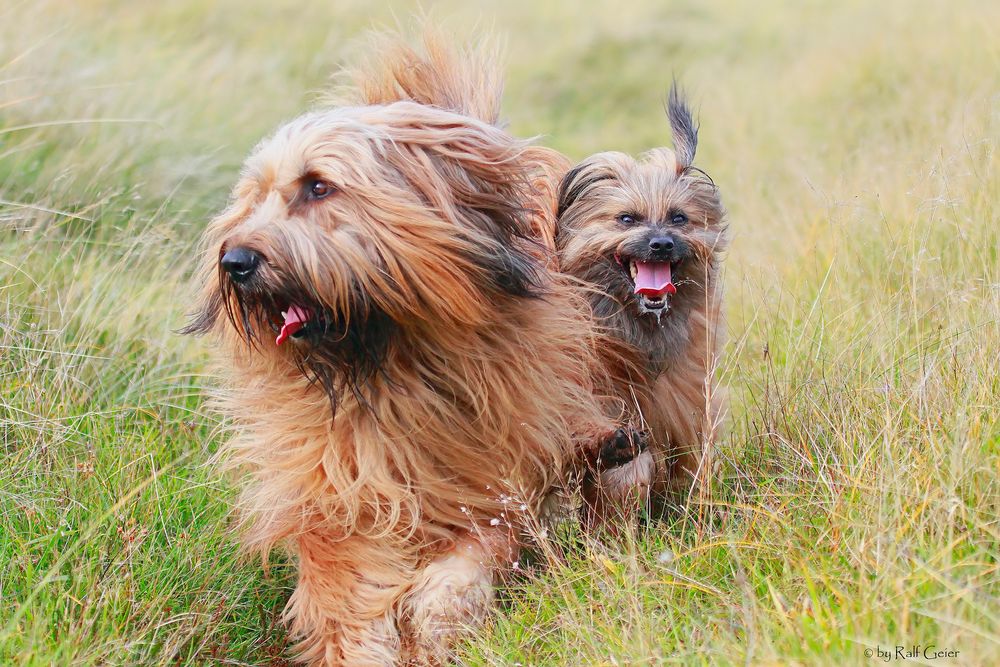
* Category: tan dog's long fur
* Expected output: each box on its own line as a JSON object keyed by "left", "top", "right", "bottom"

{"left": 554, "top": 90, "right": 728, "bottom": 527}
{"left": 185, "top": 33, "right": 615, "bottom": 666}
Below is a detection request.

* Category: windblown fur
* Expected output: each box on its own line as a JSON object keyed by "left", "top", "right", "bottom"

{"left": 185, "top": 31, "right": 614, "bottom": 666}
{"left": 554, "top": 86, "right": 729, "bottom": 527}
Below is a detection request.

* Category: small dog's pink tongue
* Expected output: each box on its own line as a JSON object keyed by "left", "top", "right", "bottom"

{"left": 275, "top": 305, "right": 312, "bottom": 346}
{"left": 634, "top": 261, "right": 677, "bottom": 297}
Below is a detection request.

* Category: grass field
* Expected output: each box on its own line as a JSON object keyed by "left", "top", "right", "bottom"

{"left": 2, "top": 0, "right": 997, "bottom": 664}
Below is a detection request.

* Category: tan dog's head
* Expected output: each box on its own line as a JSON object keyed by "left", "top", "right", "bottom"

{"left": 555, "top": 87, "right": 727, "bottom": 352}
{"left": 184, "top": 102, "right": 551, "bottom": 399}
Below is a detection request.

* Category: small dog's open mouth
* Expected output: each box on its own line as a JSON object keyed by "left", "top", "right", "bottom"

{"left": 619, "top": 256, "right": 679, "bottom": 314}
{"left": 275, "top": 304, "right": 313, "bottom": 345}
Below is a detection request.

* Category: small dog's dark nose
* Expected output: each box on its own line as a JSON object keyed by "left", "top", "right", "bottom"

{"left": 221, "top": 247, "right": 260, "bottom": 283}
{"left": 648, "top": 236, "right": 675, "bottom": 253}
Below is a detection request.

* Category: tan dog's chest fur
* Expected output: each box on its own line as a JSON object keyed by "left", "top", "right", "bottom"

{"left": 222, "top": 296, "right": 609, "bottom": 552}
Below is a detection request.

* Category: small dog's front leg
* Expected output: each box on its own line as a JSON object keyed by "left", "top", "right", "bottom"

{"left": 581, "top": 429, "right": 655, "bottom": 533}
{"left": 589, "top": 428, "right": 649, "bottom": 470}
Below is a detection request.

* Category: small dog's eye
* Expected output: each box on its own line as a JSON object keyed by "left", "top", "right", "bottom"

{"left": 617, "top": 214, "right": 638, "bottom": 225}
{"left": 307, "top": 179, "right": 334, "bottom": 200}
{"left": 671, "top": 211, "right": 688, "bottom": 225}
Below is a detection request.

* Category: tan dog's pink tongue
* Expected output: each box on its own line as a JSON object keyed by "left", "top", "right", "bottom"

{"left": 634, "top": 261, "right": 676, "bottom": 296}
{"left": 276, "top": 305, "right": 312, "bottom": 346}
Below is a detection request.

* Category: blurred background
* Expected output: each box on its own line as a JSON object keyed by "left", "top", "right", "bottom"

{"left": 2, "top": 1, "right": 997, "bottom": 664}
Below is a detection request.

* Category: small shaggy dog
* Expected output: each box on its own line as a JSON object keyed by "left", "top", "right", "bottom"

{"left": 184, "top": 34, "right": 623, "bottom": 665}
{"left": 554, "top": 88, "right": 728, "bottom": 527}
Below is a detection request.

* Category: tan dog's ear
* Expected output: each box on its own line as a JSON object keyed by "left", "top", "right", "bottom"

{"left": 383, "top": 114, "right": 546, "bottom": 298}
{"left": 179, "top": 290, "right": 223, "bottom": 336}
{"left": 666, "top": 83, "right": 698, "bottom": 173}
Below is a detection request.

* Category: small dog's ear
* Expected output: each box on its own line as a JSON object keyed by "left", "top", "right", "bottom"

{"left": 557, "top": 159, "right": 616, "bottom": 220}
{"left": 666, "top": 82, "right": 698, "bottom": 173}
{"left": 556, "top": 163, "right": 588, "bottom": 220}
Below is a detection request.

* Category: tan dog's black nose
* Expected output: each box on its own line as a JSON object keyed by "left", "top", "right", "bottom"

{"left": 221, "top": 247, "right": 260, "bottom": 283}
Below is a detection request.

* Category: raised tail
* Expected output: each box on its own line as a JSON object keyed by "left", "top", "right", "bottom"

{"left": 345, "top": 25, "right": 504, "bottom": 125}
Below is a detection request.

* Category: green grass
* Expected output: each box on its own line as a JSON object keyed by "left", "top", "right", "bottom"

{"left": 2, "top": 0, "right": 997, "bottom": 664}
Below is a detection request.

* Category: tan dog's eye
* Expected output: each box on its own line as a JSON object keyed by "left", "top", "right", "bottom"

{"left": 671, "top": 211, "right": 688, "bottom": 225}
{"left": 307, "top": 179, "right": 335, "bottom": 200}
{"left": 617, "top": 214, "right": 639, "bottom": 225}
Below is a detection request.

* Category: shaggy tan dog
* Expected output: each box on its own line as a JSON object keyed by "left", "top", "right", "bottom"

{"left": 554, "top": 88, "right": 728, "bottom": 528}
{"left": 184, "top": 34, "right": 621, "bottom": 666}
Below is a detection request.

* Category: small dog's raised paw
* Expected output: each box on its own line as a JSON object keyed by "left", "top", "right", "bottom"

{"left": 596, "top": 428, "right": 649, "bottom": 469}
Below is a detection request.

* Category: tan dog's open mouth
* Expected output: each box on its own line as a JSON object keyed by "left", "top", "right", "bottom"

{"left": 275, "top": 305, "right": 313, "bottom": 345}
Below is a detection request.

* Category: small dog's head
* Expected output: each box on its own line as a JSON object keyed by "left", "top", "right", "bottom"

{"left": 556, "top": 87, "right": 726, "bottom": 327}
{"left": 184, "top": 103, "right": 549, "bottom": 398}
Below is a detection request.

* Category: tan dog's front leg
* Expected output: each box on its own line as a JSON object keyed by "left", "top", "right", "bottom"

{"left": 285, "top": 532, "right": 413, "bottom": 666}
{"left": 401, "top": 528, "right": 517, "bottom": 665}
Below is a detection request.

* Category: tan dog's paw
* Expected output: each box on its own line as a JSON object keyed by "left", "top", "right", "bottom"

{"left": 403, "top": 540, "right": 496, "bottom": 664}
